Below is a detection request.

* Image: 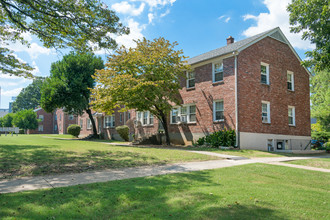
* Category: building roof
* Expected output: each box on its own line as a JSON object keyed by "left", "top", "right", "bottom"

{"left": 187, "top": 27, "right": 292, "bottom": 65}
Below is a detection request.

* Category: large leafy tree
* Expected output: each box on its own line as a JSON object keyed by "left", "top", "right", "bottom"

{"left": 0, "top": 0, "right": 129, "bottom": 77}
{"left": 12, "top": 109, "right": 38, "bottom": 132}
{"left": 287, "top": 0, "right": 330, "bottom": 71}
{"left": 92, "top": 37, "right": 190, "bottom": 145}
{"left": 41, "top": 52, "right": 104, "bottom": 137}
{"left": 12, "top": 77, "right": 44, "bottom": 112}
{"left": 1, "top": 113, "right": 14, "bottom": 127}
{"left": 310, "top": 68, "right": 330, "bottom": 132}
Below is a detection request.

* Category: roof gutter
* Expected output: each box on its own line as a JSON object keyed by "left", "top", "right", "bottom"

{"left": 234, "top": 51, "right": 240, "bottom": 148}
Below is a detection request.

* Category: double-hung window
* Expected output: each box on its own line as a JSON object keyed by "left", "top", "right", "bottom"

{"left": 213, "top": 100, "right": 224, "bottom": 121}
{"left": 261, "top": 62, "right": 269, "bottom": 84}
{"left": 213, "top": 62, "right": 223, "bottom": 82}
{"left": 171, "top": 104, "right": 196, "bottom": 124}
{"left": 104, "top": 115, "right": 115, "bottom": 128}
{"left": 288, "top": 106, "right": 295, "bottom": 126}
{"left": 137, "top": 111, "right": 154, "bottom": 126}
{"left": 262, "top": 101, "right": 270, "bottom": 123}
{"left": 39, "top": 115, "right": 44, "bottom": 122}
{"left": 187, "top": 71, "right": 195, "bottom": 88}
{"left": 80, "top": 119, "right": 83, "bottom": 129}
{"left": 287, "top": 71, "right": 294, "bottom": 91}
{"left": 87, "top": 119, "right": 92, "bottom": 129}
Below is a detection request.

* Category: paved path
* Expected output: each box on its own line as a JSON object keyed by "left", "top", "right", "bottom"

{"left": 267, "top": 162, "right": 330, "bottom": 173}
{"left": 1, "top": 152, "right": 329, "bottom": 194}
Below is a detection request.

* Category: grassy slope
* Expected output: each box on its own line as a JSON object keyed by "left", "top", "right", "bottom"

{"left": 0, "top": 135, "right": 216, "bottom": 179}
{"left": 286, "top": 158, "right": 330, "bottom": 169}
{"left": 0, "top": 164, "right": 329, "bottom": 219}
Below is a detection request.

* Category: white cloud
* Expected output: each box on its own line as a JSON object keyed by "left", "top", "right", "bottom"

{"left": 31, "top": 61, "right": 41, "bottom": 75}
{"left": 1, "top": 87, "right": 23, "bottom": 97}
{"left": 148, "top": 13, "right": 155, "bottom": 23}
{"left": 114, "top": 18, "right": 145, "bottom": 48}
{"left": 160, "top": 9, "right": 170, "bottom": 17}
{"left": 130, "top": 0, "right": 176, "bottom": 11}
{"left": 112, "top": 1, "right": 145, "bottom": 16}
{"left": 218, "top": 15, "right": 231, "bottom": 23}
{"left": 11, "top": 42, "right": 52, "bottom": 59}
{"left": 242, "top": 0, "right": 314, "bottom": 50}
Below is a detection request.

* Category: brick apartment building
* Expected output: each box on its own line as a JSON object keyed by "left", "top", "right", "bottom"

{"left": 79, "top": 27, "right": 312, "bottom": 151}
{"left": 28, "top": 108, "right": 77, "bottom": 135}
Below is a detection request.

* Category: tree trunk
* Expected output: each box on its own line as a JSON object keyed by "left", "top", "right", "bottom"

{"left": 159, "top": 111, "right": 170, "bottom": 145}
{"left": 86, "top": 108, "right": 98, "bottom": 138}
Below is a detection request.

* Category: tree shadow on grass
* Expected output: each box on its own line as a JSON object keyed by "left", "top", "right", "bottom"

{"left": 0, "top": 145, "right": 168, "bottom": 180}
{"left": 0, "top": 171, "right": 288, "bottom": 219}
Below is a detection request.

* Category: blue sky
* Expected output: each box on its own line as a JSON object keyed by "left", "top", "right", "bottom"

{"left": 0, "top": 0, "right": 313, "bottom": 109}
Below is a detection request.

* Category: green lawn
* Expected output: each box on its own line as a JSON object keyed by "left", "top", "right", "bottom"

{"left": 185, "top": 147, "right": 327, "bottom": 158}
{"left": 286, "top": 158, "right": 330, "bottom": 169}
{"left": 1, "top": 164, "right": 329, "bottom": 219}
{"left": 0, "top": 135, "right": 217, "bottom": 179}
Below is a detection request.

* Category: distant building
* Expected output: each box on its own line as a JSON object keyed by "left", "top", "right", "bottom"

{"left": 8, "top": 96, "right": 17, "bottom": 113}
{"left": 0, "top": 109, "right": 9, "bottom": 118}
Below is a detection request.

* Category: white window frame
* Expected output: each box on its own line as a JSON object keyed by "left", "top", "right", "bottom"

{"left": 170, "top": 104, "right": 196, "bottom": 124}
{"left": 288, "top": 106, "right": 295, "bottom": 126}
{"left": 212, "top": 62, "right": 224, "bottom": 83}
{"left": 137, "top": 111, "right": 154, "bottom": 126}
{"left": 119, "top": 113, "right": 123, "bottom": 122}
{"left": 261, "top": 62, "right": 269, "bottom": 85}
{"left": 80, "top": 119, "right": 83, "bottom": 129}
{"left": 261, "top": 101, "right": 271, "bottom": 123}
{"left": 38, "top": 125, "right": 43, "bottom": 132}
{"left": 39, "top": 115, "right": 44, "bottom": 122}
{"left": 104, "top": 115, "right": 115, "bottom": 128}
{"left": 87, "top": 119, "right": 92, "bottom": 130}
{"left": 213, "top": 100, "right": 224, "bottom": 122}
{"left": 186, "top": 71, "right": 195, "bottom": 88}
{"left": 287, "top": 71, "right": 294, "bottom": 91}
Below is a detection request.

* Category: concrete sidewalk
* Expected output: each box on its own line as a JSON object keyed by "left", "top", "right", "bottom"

{"left": 1, "top": 153, "right": 329, "bottom": 194}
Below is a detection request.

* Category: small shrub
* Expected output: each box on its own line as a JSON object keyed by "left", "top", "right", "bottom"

{"left": 116, "top": 125, "right": 129, "bottom": 141}
{"left": 195, "top": 129, "right": 236, "bottom": 148}
{"left": 19, "top": 129, "right": 24, "bottom": 134}
{"left": 67, "top": 124, "right": 81, "bottom": 138}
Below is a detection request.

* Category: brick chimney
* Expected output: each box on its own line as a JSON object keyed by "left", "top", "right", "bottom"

{"left": 227, "top": 36, "right": 234, "bottom": 45}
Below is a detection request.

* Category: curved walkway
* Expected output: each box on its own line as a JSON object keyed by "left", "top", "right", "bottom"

{"left": 0, "top": 151, "right": 329, "bottom": 194}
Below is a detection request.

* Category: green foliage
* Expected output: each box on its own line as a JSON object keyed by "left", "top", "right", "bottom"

{"left": 67, "top": 124, "right": 81, "bottom": 138}
{"left": 0, "top": 0, "right": 128, "bottom": 77}
{"left": 310, "top": 69, "right": 330, "bottom": 132}
{"left": 2, "top": 113, "right": 15, "bottom": 127}
{"left": 12, "top": 77, "right": 44, "bottom": 112}
{"left": 19, "top": 129, "right": 24, "bottom": 134}
{"left": 287, "top": 0, "right": 330, "bottom": 71}
{"left": 41, "top": 52, "right": 104, "bottom": 136}
{"left": 195, "top": 129, "right": 236, "bottom": 148}
{"left": 92, "top": 37, "right": 191, "bottom": 145}
{"left": 0, "top": 117, "right": 3, "bottom": 126}
{"left": 12, "top": 109, "right": 38, "bottom": 130}
{"left": 115, "top": 125, "right": 129, "bottom": 141}
{"left": 311, "top": 131, "right": 330, "bottom": 143}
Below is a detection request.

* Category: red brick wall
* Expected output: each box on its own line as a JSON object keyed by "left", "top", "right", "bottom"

{"left": 237, "top": 36, "right": 310, "bottom": 136}
{"left": 54, "top": 109, "right": 77, "bottom": 134}
{"left": 28, "top": 109, "right": 54, "bottom": 134}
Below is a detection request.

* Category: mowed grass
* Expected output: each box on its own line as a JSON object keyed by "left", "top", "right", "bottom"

{"left": 286, "top": 158, "right": 330, "bottom": 169}
{"left": 0, "top": 135, "right": 217, "bottom": 179}
{"left": 185, "top": 147, "right": 327, "bottom": 158}
{"left": 1, "top": 164, "right": 329, "bottom": 220}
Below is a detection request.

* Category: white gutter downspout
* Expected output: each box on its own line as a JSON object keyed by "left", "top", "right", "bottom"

{"left": 234, "top": 51, "right": 239, "bottom": 148}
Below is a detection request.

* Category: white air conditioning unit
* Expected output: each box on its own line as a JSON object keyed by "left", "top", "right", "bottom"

{"left": 262, "top": 116, "right": 268, "bottom": 123}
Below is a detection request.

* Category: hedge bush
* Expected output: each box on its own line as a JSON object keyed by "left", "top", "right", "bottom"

{"left": 116, "top": 125, "right": 129, "bottom": 141}
{"left": 194, "top": 129, "right": 236, "bottom": 148}
{"left": 67, "top": 124, "right": 81, "bottom": 138}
